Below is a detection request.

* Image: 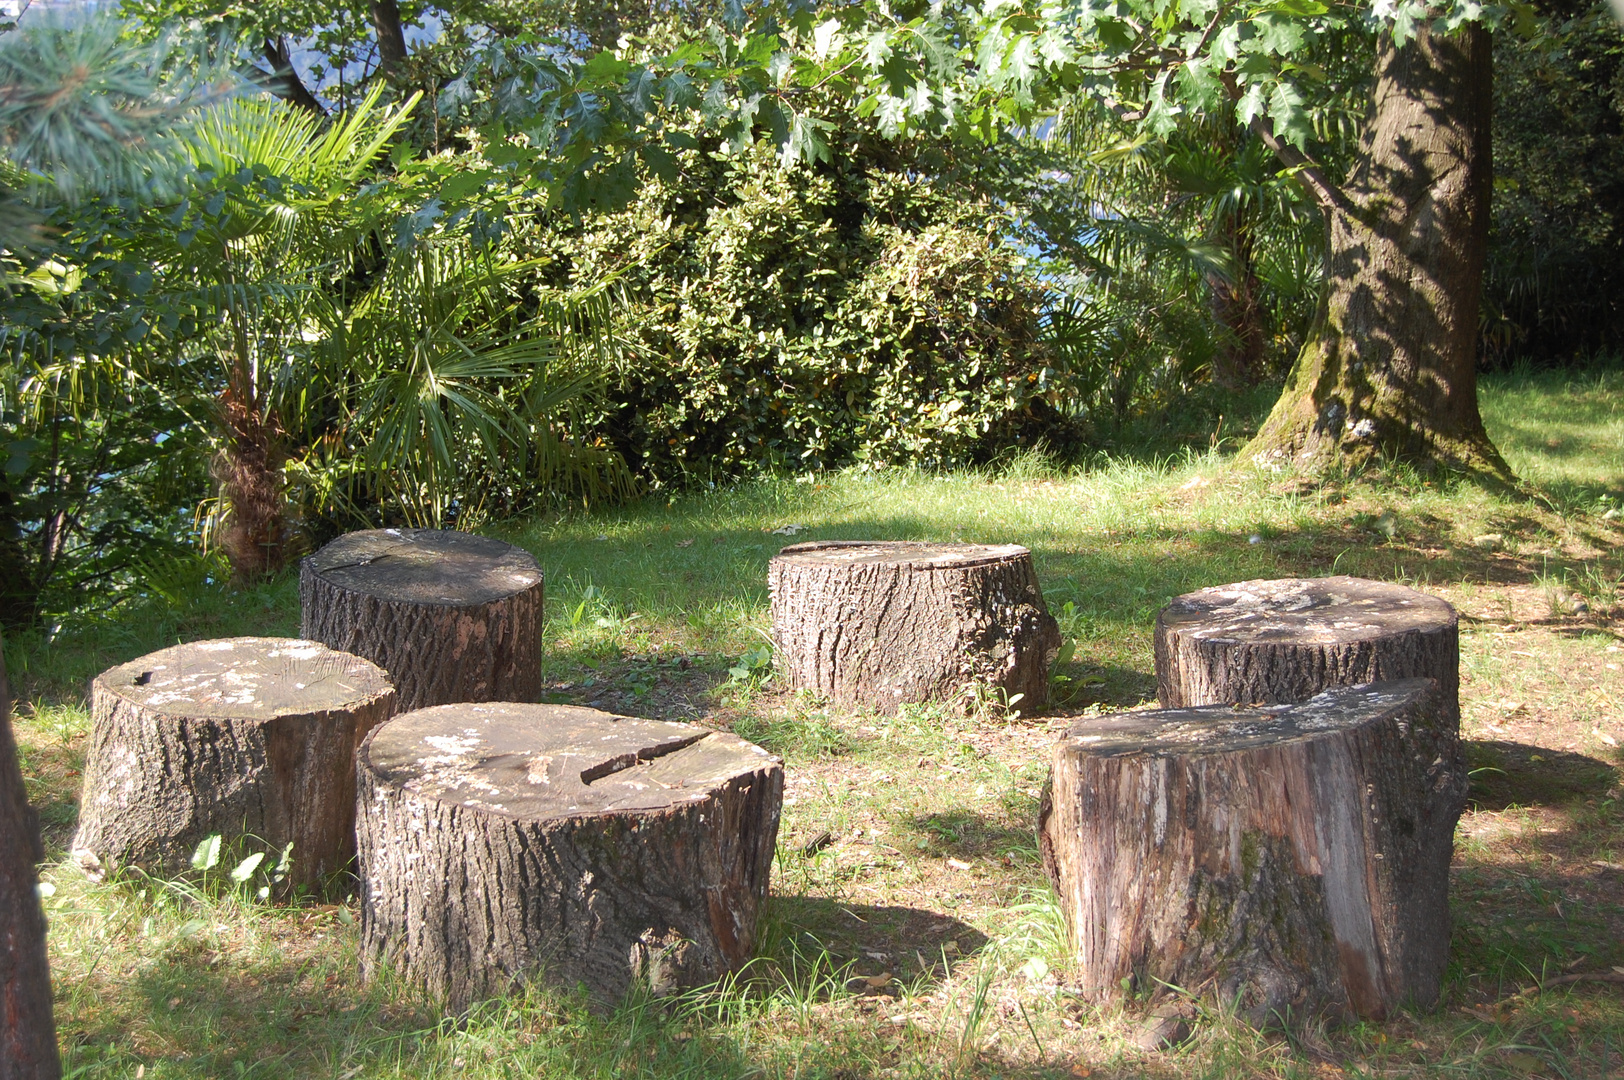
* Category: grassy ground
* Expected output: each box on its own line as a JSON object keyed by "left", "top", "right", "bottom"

{"left": 7, "top": 366, "right": 1624, "bottom": 1079}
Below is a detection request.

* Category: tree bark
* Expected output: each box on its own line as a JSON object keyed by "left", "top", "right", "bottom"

{"left": 1209, "top": 203, "right": 1267, "bottom": 388}
{"left": 72, "top": 638, "right": 395, "bottom": 890}
{"left": 1040, "top": 679, "right": 1467, "bottom": 1023}
{"left": 357, "top": 703, "right": 783, "bottom": 1009}
{"left": 769, "top": 541, "right": 1060, "bottom": 715}
{"left": 1155, "top": 575, "right": 1459, "bottom": 723}
{"left": 370, "top": 0, "right": 410, "bottom": 78}
{"left": 1244, "top": 25, "right": 1512, "bottom": 481}
{"left": 301, "top": 529, "right": 544, "bottom": 713}
{"left": 258, "top": 37, "right": 328, "bottom": 119}
{"left": 0, "top": 637, "right": 60, "bottom": 1080}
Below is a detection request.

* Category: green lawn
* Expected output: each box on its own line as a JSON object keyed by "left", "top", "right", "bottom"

{"left": 7, "top": 365, "right": 1624, "bottom": 1079}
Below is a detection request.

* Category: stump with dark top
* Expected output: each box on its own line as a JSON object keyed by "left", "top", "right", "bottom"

{"left": 72, "top": 638, "right": 395, "bottom": 888}
{"left": 356, "top": 703, "right": 783, "bottom": 1008}
{"left": 300, "top": 528, "right": 544, "bottom": 712}
{"left": 1039, "top": 679, "right": 1467, "bottom": 1023}
{"left": 1155, "top": 576, "right": 1459, "bottom": 719}
{"left": 769, "top": 541, "right": 1061, "bottom": 714}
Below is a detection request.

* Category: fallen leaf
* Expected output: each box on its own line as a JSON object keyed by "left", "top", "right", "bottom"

{"left": 675, "top": 539, "right": 694, "bottom": 548}
{"left": 1501, "top": 1051, "right": 1544, "bottom": 1075}
{"left": 771, "top": 523, "right": 806, "bottom": 535}
{"left": 865, "top": 972, "right": 894, "bottom": 988}
{"left": 946, "top": 857, "right": 972, "bottom": 871}
{"left": 1069, "top": 1065, "right": 1092, "bottom": 1078}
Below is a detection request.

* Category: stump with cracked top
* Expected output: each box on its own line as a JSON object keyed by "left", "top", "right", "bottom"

{"left": 1039, "top": 679, "right": 1467, "bottom": 1023}
{"left": 356, "top": 703, "right": 783, "bottom": 1008}
{"left": 72, "top": 638, "right": 395, "bottom": 888}
{"left": 1155, "top": 575, "right": 1459, "bottom": 721}
{"left": 301, "top": 528, "right": 544, "bottom": 712}
{"left": 769, "top": 541, "right": 1060, "bottom": 714}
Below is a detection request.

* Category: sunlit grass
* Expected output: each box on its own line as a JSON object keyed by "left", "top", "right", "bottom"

{"left": 6, "top": 364, "right": 1624, "bottom": 1078}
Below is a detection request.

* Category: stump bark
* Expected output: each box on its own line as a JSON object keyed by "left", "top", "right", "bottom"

{"left": 356, "top": 703, "right": 783, "bottom": 1008}
{"left": 1039, "top": 679, "right": 1468, "bottom": 1023}
{"left": 72, "top": 638, "right": 395, "bottom": 888}
{"left": 300, "top": 529, "right": 544, "bottom": 712}
{"left": 0, "top": 637, "right": 60, "bottom": 1080}
{"left": 769, "top": 541, "right": 1060, "bottom": 714}
{"left": 1155, "top": 576, "right": 1459, "bottom": 721}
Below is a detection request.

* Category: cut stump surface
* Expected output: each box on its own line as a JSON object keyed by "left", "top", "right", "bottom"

{"left": 1040, "top": 679, "right": 1467, "bottom": 1023}
{"left": 769, "top": 541, "right": 1060, "bottom": 714}
{"left": 72, "top": 638, "right": 395, "bottom": 888}
{"left": 1155, "top": 576, "right": 1459, "bottom": 720}
{"left": 300, "top": 528, "right": 544, "bottom": 711}
{"left": 356, "top": 703, "right": 783, "bottom": 1009}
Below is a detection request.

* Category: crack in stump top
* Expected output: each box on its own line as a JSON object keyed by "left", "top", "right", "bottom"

{"left": 773, "top": 540, "right": 1031, "bottom": 569}
{"left": 304, "top": 529, "right": 543, "bottom": 606}
{"left": 99, "top": 638, "right": 394, "bottom": 720}
{"left": 1159, "top": 576, "right": 1456, "bottom": 645}
{"left": 1057, "top": 679, "right": 1438, "bottom": 757}
{"left": 363, "top": 703, "right": 779, "bottom": 818}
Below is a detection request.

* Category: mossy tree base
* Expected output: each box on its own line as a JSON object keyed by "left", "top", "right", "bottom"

{"left": 1040, "top": 681, "right": 1467, "bottom": 1023}
{"left": 1243, "top": 25, "right": 1513, "bottom": 484}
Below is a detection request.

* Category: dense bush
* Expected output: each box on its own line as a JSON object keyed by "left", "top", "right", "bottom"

{"left": 525, "top": 133, "right": 1086, "bottom": 485}
{"left": 1485, "top": 9, "right": 1624, "bottom": 365}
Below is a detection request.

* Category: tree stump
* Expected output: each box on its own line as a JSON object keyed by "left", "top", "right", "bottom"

{"left": 1155, "top": 576, "right": 1459, "bottom": 721}
{"left": 356, "top": 703, "right": 783, "bottom": 1008}
{"left": 72, "top": 638, "right": 395, "bottom": 889}
{"left": 769, "top": 541, "right": 1060, "bottom": 714}
{"left": 1039, "top": 679, "right": 1468, "bottom": 1023}
{"left": 0, "top": 637, "right": 60, "bottom": 1080}
{"left": 300, "top": 528, "right": 545, "bottom": 712}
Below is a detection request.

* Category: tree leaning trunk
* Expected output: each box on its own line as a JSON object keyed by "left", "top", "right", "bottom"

{"left": 1245, "top": 25, "right": 1512, "bottom": 481}
{"left": 0, "top": 637, "right": 61, "bottom": 1080}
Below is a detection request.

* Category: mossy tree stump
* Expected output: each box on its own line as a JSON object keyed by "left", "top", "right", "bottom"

{"left": 301, "top": 529, "right": 544, "bottom": 712}
{"left": 769, "top": 541, "right": 1060, "bottom": 714}
{"left": 1040, "top": 680, "right": 1468, "bottom": 1023}
{"left": 72, "top": 638, "right": 395, "bottom": 888}
{"left": 356, "top": 703, "right": 783, "bottom": 1009}
{"left": 1155, "top": 576, "right": 1459, "bottom": 721}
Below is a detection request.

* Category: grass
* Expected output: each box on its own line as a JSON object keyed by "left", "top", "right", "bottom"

{"left": 6, "top": 364, "right": 1624, "bottom": 1079}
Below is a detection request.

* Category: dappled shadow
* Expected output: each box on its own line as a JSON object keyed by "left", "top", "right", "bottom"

{"left": 1464, "top": 740, "right": 1619, "bottom": 810}
{"left": 757, "top": 896, "right": 990, "bottom": 986}
{"left": 902, "top": 810, "right": 1040, "bottom": 864}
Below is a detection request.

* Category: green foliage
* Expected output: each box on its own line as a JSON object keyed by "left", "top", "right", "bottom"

{"left": 1485, "top": 7, "right": 1624, "bottom": 364}
{"left": 530, "top": 129, "right": 1084, "bottom": 483}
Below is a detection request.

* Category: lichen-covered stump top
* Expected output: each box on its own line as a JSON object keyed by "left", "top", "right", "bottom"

{"left": 356, "top": 703, "right": 783, "bottom": 1009}
{"left": 72, "top": 638, "right": 395, "bottom": 888}
{"left": 300, "top": 528, "right": 544, "bottom": 711}
{"left": 1040, "top": 679, "right": 1467, "bottom": 1024}
{"left": 1155, "top": 576, "right": 1458, "bottom": 720}
{"left": 769, "top": 541, "right": 1060, "bottom": 714}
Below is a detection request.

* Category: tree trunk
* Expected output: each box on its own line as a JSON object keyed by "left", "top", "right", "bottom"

{"left": 259, "top": 37, "right": 328, "bottom": 119}
{"left": 357, "top": 703, "right": 783, "bottom": 1009}
{"left": 769, "top": 541, "right": 1060, "bottom": 715}
{"left": 1040, "top": 679, "right": 1467, "bottom": 1023}
{"left": 1209, "top": 203, "right": 1267, "bottom": 388}
{"left": 72, "top": 638, "right": 395, "bottom": 890}
{"left": 215, "top": 387, "right": 291, "bottom": 583}
{"left": 1155, "top": 576, "right": 1459, "bottom": 722}
{"left": 300, "top": 529, "right": 545, "bottom": 712}
{"left": 1244, "top": 25, "right": 1512, "bottom": 481}
{"left": 0, "top": 636, "right": 61, "bottom": 1080}
{"left": 370, "top": 0, "right": 410, "bottom": 77}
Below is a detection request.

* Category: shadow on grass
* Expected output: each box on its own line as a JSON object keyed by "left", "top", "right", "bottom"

{"left": 758, "top": 895, "right": 991, "bottom": 983}
{"left": 902, "top": 810, "right": 1040, "bottom": 864}
{"left": 1464, "top": 740, "right": 1620, "bottom": 810}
